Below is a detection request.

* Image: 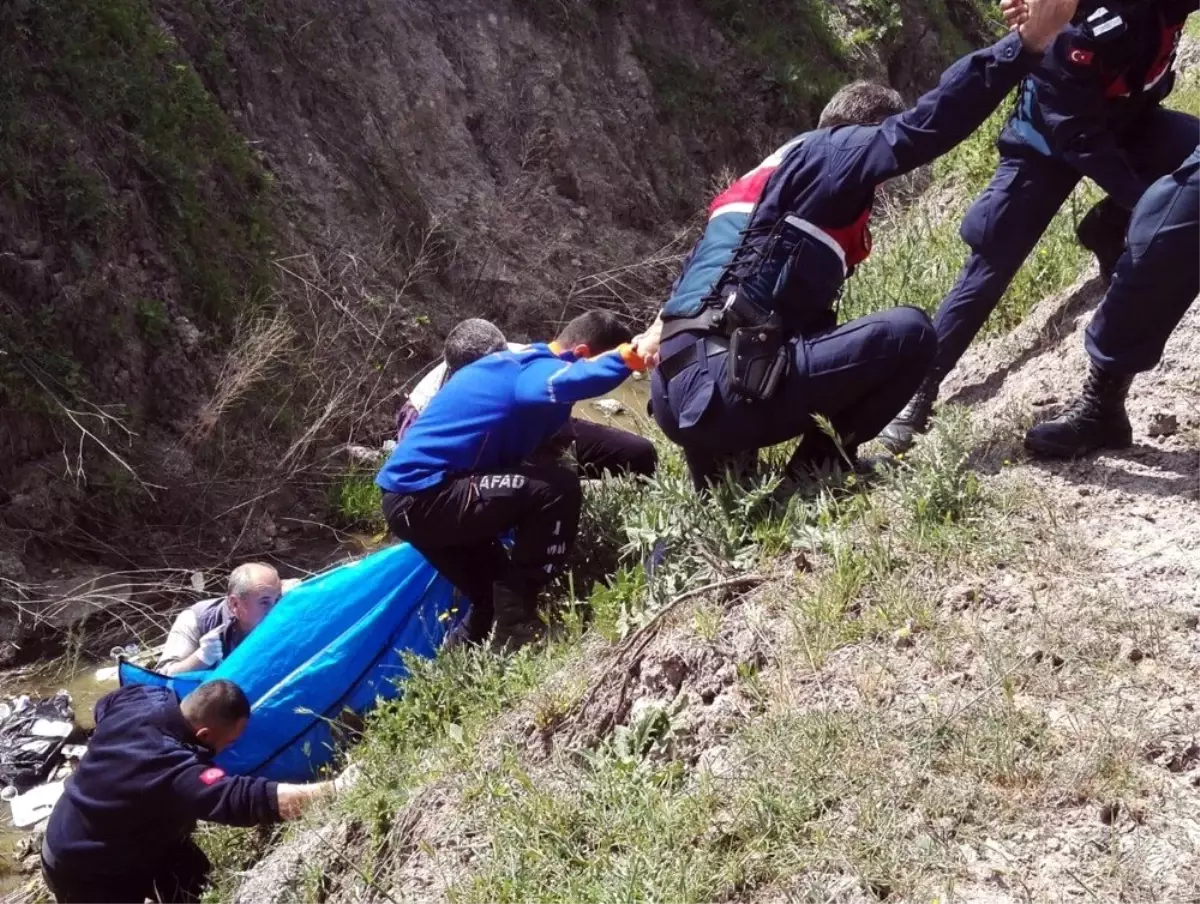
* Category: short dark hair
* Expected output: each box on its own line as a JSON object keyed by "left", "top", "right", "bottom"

{"left": 443, "top": 319, "right": 506, "bottom": 373}
{"left": 556, "top": 311, "right": 632, "bottom": 354}
{"left": 818, "top": 81, "right": 905, "bottom": 129}
{"left": 182, "top": 679, "right": 251, "bottom": 726}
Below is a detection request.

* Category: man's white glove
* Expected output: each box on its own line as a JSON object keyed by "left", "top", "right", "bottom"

{"left": 333, "top": 764, "right": 361, "bottom": 795}
{"left": 197, "top": 626, "right": 225, "bottom": 666}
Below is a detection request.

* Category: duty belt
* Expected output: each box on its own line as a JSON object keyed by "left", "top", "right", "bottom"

{"left": 657, "top": 334, "right": 730, "bottom": 384}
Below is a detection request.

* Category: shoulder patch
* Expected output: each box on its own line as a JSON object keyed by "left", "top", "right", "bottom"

{"left": 1068, "top": 47, "right": 1096, "bottom": 66}
{"left": 199, "top": 767, "right": 225, "bottom": 786}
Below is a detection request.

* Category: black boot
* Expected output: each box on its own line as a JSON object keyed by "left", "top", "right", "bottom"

{"left": 1076, "top": 198, "right": 1130, "bottom": 286}
{"left": 489, "top": 579, "right": 543, "bottom": 654}
{"left": 1024, "top": 362, "right": 1134, "bottom": 458}
{"left": 879, "top": 376, "right": 941, "bottom": 454}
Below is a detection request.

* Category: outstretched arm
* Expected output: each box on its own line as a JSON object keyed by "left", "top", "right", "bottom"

{"left": 827, "top": 0, "right": 1078, "bottom": 189}
{"left": 513, "top": 347, "right": 646, "bottom": 407}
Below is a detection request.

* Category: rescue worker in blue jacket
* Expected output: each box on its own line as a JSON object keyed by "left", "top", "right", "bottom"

{"left": 376, "top": 311, "right": 648, "bottom": 651}
{"left": 635, "top": 0, "right": 1082, "bottom": 490}
{"left": 1026, "top": 144, "right": 1199, "bottom": 456}
{"left": 881, "top": 0, "right": 1199, "bottom": 452}
{"left": 41, "top": 681, "right": 353, "bottom": 903}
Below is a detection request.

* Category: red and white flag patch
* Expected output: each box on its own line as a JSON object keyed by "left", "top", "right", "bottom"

{"left": 1069, "top": 47, "right": 1095, "bottom": 66}
{"left": 199, "top": 767, "right": 226, "bottom": 786}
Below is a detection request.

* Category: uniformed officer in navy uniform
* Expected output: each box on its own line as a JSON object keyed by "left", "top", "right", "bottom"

{"left": 635, "top": 0, "right": 1083, "bottom": 490}
{"left": 882, "top": 0, "right": 1199, "bottom": 452}
{"left": 1026, "top": 143, "right": 1199, "bottom": 456}
{"left": 41, "top": 681, "right": 354, "bottom": 903}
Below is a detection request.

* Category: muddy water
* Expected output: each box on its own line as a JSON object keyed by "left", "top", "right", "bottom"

{"left": 575, "top": 375, "right": 653, "bottom": 431}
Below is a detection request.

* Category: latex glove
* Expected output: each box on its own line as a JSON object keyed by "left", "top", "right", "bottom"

{"left": 197, "top": 626, "right": 225, "bottom": 666}
{"left": 333, "top": 764, "right": 361, "bottom": 795}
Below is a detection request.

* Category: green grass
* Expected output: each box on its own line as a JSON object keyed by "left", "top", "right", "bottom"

{"left": 0, "top": 0, "right": 274, "bottom": 408}
{"left": 329, "top": 469, "right": 387, "bottom": 534}
{"left": 207, "top": 413, "right": 1152, "bottom": 902}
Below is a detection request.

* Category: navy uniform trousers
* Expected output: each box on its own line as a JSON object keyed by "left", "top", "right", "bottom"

{"left": 42, "top": 839, "right": 209, "bottom": 903}
{"left": 930, "top": 107, "right": 1199, "bottom": 378}
{"left": 1086, "top": 144, "right": 1199, "bottom": 374}
{"left": 651, "top": 307, "right": 937, "bottom": 489}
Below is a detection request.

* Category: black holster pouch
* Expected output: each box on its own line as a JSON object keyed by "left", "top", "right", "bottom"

{"left": 714, "top": 263, "right": 793, "bottom": 403}
{"left": 728, "top": 323, "right": 789, "bottom": 402}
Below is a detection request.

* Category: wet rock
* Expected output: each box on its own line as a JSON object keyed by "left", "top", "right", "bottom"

{"left": 1146, "top": 412, "right": 1178, "bottom": 438}
{"left": 592, "top": 398, "right": 625, "bottom": 416}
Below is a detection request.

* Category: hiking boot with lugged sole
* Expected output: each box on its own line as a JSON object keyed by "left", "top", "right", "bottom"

{"left": 879, "top": 377, "right": 940, "bottom": 454}
{"left": 1024, "top": 362, "right": 1134, "bottom": 458}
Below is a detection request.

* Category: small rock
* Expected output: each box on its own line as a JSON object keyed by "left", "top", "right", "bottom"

{"left": 697, "top": 744, "right": 736, "bottom": 778}
{"left": 0, "top": 549, "right": 27, "bottom": 581}
{"left": 1146, "top": 413, "right": 1178, "bottom": 438}
{"left": 1077, "top": 486, "right": 1092, "bottom": 496}
{"left": 174, "top": 316, "right": 201, "bottom": 350}
{"left": 1099, "top": 801, "right": 1120, "bottom": 825}
{"left": 893, "top": 625, "right": 915, "bottom": 650}
{"left": 1183, "top": 614, "right": 1199, "bottom": 631}
{"left": 342, "top": 444, "right": 384, "bottom": 466}
{"left": 592, "top": 398, "right": 625, "bottom": 416}
{"left": 190, "top": 571, "right": 206, "bottom": 593}
{"left": 1118, "top": 638, "right": 1146, "bottom": 663}
{"left": 380, "top": 439, "right": 397, "bottom": 455}
{"left": 641, "top": 653, "right": 689, "bottom": 696}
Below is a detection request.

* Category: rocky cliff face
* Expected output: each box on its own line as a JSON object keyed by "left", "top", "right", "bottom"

{"left": 0, "top": 0, "right": 987, "bottom": 568}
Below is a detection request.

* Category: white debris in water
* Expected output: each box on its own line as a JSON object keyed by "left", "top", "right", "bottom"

{"left": 592, "top": 398, "right": 625, "bottom": 416}
{"left": 30, "top": 719, "right": 73, "bottom": 739}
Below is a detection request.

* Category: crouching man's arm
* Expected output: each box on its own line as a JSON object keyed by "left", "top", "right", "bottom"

{"left": 514, "top": 346, "right": 647, "bottom": 407}
{"left": 157, "top": 610, "right": 219, "bottom": 677}
{"left": 174, "top": 763, "right": 359, "bottom": 826}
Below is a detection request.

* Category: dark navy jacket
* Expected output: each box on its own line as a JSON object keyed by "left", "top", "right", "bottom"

{"left": 376, "top": 343, "right": 638, "bottom": 494}
{"left": 1005, "top": 0, "right": 1198, "bottom": 208}
{"left": 661, "top": 31, "right": 1041, "bottom": 337}
{"left": 44, "top": 685, "right": 279, "bottom": 877}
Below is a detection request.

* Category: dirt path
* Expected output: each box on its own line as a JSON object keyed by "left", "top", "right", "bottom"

{"left": 939, "top": 277, "right": 1200, "bottom": 902}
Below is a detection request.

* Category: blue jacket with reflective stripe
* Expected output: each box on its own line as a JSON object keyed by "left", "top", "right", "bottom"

{"left": 662, "top": 31, "right": 1041, "bottom": 332}
{"left": 375, "top": 344, "right": 635, "bottom": 494}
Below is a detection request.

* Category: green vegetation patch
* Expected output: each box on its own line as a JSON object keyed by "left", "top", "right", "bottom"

{"left": 0, "top": 0, "right": 274, "bottom": 326}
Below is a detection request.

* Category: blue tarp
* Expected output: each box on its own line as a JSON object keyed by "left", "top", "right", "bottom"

{"left": 119, "top": 542, "right": 457, "bottom": 782}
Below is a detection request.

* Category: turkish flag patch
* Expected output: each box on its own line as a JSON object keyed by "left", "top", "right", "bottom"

{"left": 199, "top": 767, "right": 225, "bottom": 786}
{"left": 1069, "top": 47, "right": 1095, "bottom": 66}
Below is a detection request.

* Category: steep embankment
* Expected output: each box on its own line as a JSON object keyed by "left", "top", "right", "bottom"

{"left": 200, "top": 277, "right": 1198, "bottom": 904}
{"left": 0, "top": 0, "right": 986, "bottom": 567}
{"left": 191, "top": 34, "right": 1200, "bottom": 904}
